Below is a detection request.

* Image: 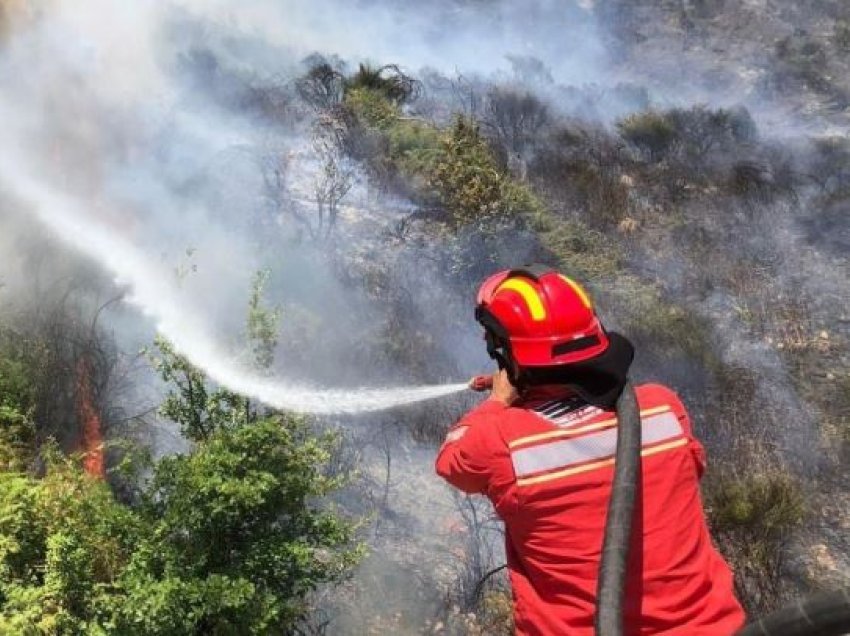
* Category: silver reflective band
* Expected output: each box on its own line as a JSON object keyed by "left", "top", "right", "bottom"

{"left": 511, "top": 412, "right": 683, "bottom": 478}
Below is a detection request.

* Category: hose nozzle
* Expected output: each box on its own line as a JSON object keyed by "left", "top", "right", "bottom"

{"left": 469, "top": 374, "right": 493, "bottom": 392}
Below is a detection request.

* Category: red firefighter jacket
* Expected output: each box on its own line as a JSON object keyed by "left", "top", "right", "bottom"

{"left": 435, "top": 383, "right": 745, "bottom": 635}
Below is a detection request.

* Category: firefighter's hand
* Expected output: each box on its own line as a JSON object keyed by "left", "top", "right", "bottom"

{"left": 489, "top": 369, "right": 519, "bottom": 406}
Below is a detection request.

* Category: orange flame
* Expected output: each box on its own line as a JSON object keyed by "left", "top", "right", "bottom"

{"left": 75, "top": 356, "right": 105, "bottom": 478}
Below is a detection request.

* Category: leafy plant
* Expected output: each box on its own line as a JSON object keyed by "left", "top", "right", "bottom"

{"left": 0, "top": 282, "right": 363, "bottom": 633}
{"left": 344, "top": 63, "right": 420, "bottom": 105}
{"left": 706, "top": 471, "right": 806, "bottom": 614}
{"left": 617, "top": 111, "right": 677, "bottom": 162}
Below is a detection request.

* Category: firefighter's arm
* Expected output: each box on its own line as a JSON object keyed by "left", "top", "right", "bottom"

{"left": 435, "top": 399, "right": 507, "bottom": 494}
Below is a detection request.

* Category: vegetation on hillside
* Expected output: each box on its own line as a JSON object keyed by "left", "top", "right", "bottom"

{"left": 0, "top": 291, "right": 363, "bottom": 634}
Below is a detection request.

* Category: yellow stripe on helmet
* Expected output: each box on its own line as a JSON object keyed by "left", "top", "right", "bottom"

{"left": 496, "top": 278, "right": 547, "bottom": 321}
{"left": 559, "top": 275, "right": 593, "bottom": 309}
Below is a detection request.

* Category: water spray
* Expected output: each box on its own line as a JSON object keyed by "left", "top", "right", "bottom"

{"left": 0, "top": 161, "right": 469, "bottom": 415}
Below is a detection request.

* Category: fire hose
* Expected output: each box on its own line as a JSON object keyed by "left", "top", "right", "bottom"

{"left": 736, "top": 589, "right": 850, "bottom": 636}
{"left": 595, "top": 380, "right": 640, "bottom": 636}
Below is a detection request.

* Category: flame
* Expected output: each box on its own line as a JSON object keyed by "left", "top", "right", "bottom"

{"left": 75, "top": 355, "right": 105, "bottom": 478}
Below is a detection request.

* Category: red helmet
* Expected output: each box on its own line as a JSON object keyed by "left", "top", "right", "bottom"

{"left": 475, "top": 264, "right": 609, "bottom": 369}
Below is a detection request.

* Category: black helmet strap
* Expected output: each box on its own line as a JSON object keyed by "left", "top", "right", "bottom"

{"left": 475, "top": 305, "right": 521, "bottom": 385}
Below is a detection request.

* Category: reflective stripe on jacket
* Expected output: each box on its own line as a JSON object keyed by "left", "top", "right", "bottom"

{"left": 435, "top": 383, "right": 745, "bottom": 636}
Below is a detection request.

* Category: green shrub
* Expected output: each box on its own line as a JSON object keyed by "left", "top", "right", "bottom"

{"left": 386, "top": 118, "right": 442, "bottom": 183}
{"left": 617, "top": 111, "right": 677, "bottom": 161}
{"left": 537, "top": 220, "right": 621, "bottom": 280}
{"left": 345, "top": 86, "right": 400, "bottom": 130}
{"left": 0, "top": 331, "right": 37, "bottom": 471}
{"left": 0, "top": 391, "right": 363, "bottom": 635}
{"left": 0, "top": 445, "right": 142, "bottom": 634}
{"left": 706, "top": 470, "right": 806, "bottom": 614}
{"left": 429, "top": 117, "right": 505, "bottom": 224}
{"left": 344, "top": 63, "right": 419, "bottom": 105}
{"left": 708, "top": 473, "right": 805, "bottom": 534}
{"left": 344, "top": 86, "right": 441, "bottom": 189}
{"left": 609, "top": 277, "right": 719, "bottom": 369}
{"left": 429, "top": 117, "right": 545, "bottom": 226}
{"left": 0, "top": 404, "right": 34, "bottom": 473}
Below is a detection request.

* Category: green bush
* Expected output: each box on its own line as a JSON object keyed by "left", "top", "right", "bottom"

{"left": 537, "top": 220, "right": 621, "bottom": 280}
{"left": 0, "top": 330, "right": 37, "bottom": 472}
{"left": 344, "top": 63, "right": 419, "bottom": 105}
{"left": 345, "top": 87, "right": 546, "bottom": 228}
{"left": 387, "top": 119, "right": 442, "bottom": 181}
{"left": 344, "top": 86, "right": 441, "bottom": 189}
{"left": 0, "top": 334, "right": 363, "bottom": 634}
{"left": 0, "top": 445, "right": 142, "bottom": 634}
{"left": 0, "top": 417, "right": 363, "bottom": 635}
{"left": 617, "top": 111, "right": 677, "bottom": 161}
{"left": 429, "top": 117, "right": 544, "bottom": 225}
{"left": 609, "top": 277, "right": 720, "bottom": 369}
{"left": 708, "top": 473, "right": 805, "bottom": 534}
{"left": 345, "top": 86, "right": 400, "bottom": 131}
{"left": 429, "top": 117, "right": 504, "bottom": 224}
{"left": 706, "top": 471, "right": 806, "bottom": 615}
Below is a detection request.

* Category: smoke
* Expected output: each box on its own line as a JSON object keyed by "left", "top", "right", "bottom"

{"left": 170, "top": 0, "right": 606, "bottom": 83}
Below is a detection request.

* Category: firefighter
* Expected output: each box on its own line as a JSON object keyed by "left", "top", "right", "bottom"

{"left": 435, "top": 265, "right": 745, "bottom": 635}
